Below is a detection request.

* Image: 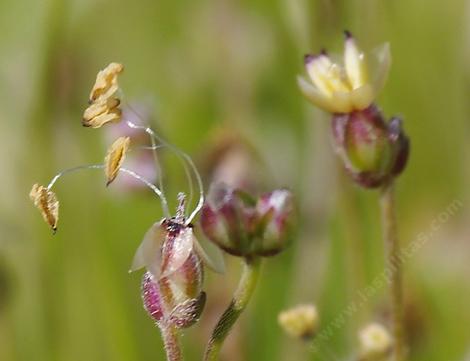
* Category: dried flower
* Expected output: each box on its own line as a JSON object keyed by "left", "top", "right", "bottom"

{"left": 82, "top": 62, "right": 124, "bottom": 128}
{"left": 298, "top": 31, "right": 390, "bottom": 114}
{"left": 358, "top": 323, "right": 393, "bottom": 360}
{"left": 332, "top": 106, "right": 409, "bottom": 188}
{"left": 200, "top": 184, "right": 294, "bottom": 257}
{"left": 104, "top": 136, "right": 130, "bottom": 186}
{"left": 29, "top": 184, "right": 59, "bottom": 233}
{"left": 278, "top": 304, "right": 319, "bottom": 340}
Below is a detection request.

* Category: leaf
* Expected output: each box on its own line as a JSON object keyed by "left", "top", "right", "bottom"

{"left": 104, "top": 136, "right": 130, "bottom": 186}
{"left": 29, "top": 184, "right": 59, "bottom": 233}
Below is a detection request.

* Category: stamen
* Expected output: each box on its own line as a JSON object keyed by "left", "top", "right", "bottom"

{"left": 176, "top": 192, "right": 186, "bottom": 222}
{"left": 47, "top": 164, "right": 104, "bottom": 189}
{"left": 134, "top": 143, "right": 195, "bottom": 216}
{"left": 119, "top": 167, "right": 166, "bottom": 201}
{"left": 123, "top": 102, "right": 170, "bottom": 217}
{"left": 123, "top": 102, "right": 203, "bottom": 224}
{"left": 46, "top": 164, "right": 168, "bottom": 210}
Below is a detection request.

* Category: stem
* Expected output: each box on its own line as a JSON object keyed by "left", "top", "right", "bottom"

{"left": 159, "top": 324, "right": 183, "bottom": 361}
{"left": 380, "top": 182, "right": 406, "bottom": 361}
{"left": 204, "top": 257, "right": 262, "bottom": 361}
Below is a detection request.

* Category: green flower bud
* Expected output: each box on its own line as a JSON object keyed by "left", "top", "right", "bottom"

{"left": 332, "top": 105, "right": 409, "bottom": 188}
{"left": 200, "top": 184, "right": 294, "bottom": 257}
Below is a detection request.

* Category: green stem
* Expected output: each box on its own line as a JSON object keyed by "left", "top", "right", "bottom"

{"left": 204, "top": 257, "right": 262, "bottom": 361}
{"left": 159, "top": 324, "right": 183, "bottom": 361}
{"left": 380, "top": 182, "right": 406, "bottom": 361}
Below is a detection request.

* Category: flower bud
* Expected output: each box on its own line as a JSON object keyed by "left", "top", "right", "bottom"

{"left": 200, "top": 184, "right": 294, "bottom": 257}
{"left": 332, "top": 105, "right": 409, "bottom": 188}
{"left": 139, "top": 222, "right": 206, "bottom": 329}
{"left": 278, "top": 304, "right": 319, "bottom": 340}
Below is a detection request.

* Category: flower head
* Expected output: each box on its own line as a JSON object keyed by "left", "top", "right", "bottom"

{"left": 278, "top": 304, "right": 319, "bottom": 340}
{"left": 298, "top": 32, "right": 391, "bottom": 114}
{"left": 200, "top": 184, "right": 294, "bottom": 257}
{"left": 358, "top": 323, "right": 393, "bottom": 360}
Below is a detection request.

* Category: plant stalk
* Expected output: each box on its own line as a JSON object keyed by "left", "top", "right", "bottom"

{"left": 380, "top": 182, "right": 406, "bottom": 361}
{"left": 159, "top": 324, "right": 183, "bottom": 361}
{"left": 204, "top": 257, "right": 262, "bottom": 361}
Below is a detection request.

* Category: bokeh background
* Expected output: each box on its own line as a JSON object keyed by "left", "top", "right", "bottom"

{"left": 0, "top": 0, "right": 469, "bottom": 360}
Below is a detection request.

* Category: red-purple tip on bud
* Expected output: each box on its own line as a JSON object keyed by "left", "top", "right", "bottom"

{"left": 304, "top": 54, "right": 316, "bottom": 65}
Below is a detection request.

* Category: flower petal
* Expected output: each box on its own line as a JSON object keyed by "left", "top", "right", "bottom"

{"left": 370, "top": 43, "right": 391, "bottom": 95}
{"left": 330, "top": 91, "right": 353, "bottom": 114}
{"left": 297, "top": 76, "right": 343, "bottom": 113}
{"left": 130, "top": 222, "right": 165, "bottom": 277}
{"left": 192, "top": 234, "right": 226, "bottom": 274}
{"left": 308, "top": 53, "right": 351, "bottom": 93}
{"left": 304, "top": 54, "right": 334, "bottom": 96}
{"left": 104, "top": 136, "right": 130, "bottom": 186}
{"left": 344, "top": 33, "right": 368, "bottom": 89}
{"left": 161, "top": 226, "right": 194, "bottom": 278}
{"left": 350, "top": 84, "right": 374, "bottom": 110}
{"left": 29, "top": 184, "right": 59, "bottom": 233}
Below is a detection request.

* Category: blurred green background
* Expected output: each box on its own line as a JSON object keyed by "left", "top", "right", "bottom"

{"left": 1, "top": 0, "right": 469, "bottom": 360}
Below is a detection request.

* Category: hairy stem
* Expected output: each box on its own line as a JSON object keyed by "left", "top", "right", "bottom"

{"left": 380, "top": 182, "right": 406, "bottom": 361}
{"left": 204, "top": 257, "right": 262, "bottom": 361}
{"left": 159, "top": 324, "right": 183, "bottom": 361}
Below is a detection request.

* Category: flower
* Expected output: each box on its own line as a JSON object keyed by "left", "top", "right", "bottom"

{"left": 103, "top": 102, "right": 158, "bottom": 191}
{"left": 104, "top": 136, "right": 130, "bottom": 186}
{"left": 82, "top": 62, "right": 124, "bottom": 128}
{"left": 278, "top": 304, "right": 319, "bottom": 340}
{"left": 200, "top": 184, "right": 294, "bottom": 257}
{"left": 134, "top": 218, "right": 206, "bottom": 328}
{"left": 29, "top": 184, "right": 59, "bottom": 233}
{"left": 358, "top": 323, "right": 393, "bottom": 360}
{"left": 297, "top": 31, "right": 391, "bottom": 114}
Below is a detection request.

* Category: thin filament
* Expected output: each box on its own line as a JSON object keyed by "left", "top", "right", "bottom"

{"left": 123, "top": 102, "right": 170, "bottom": 217}
{"left": 124, "top": 107, "right": 203, "bottom": 223}
{"left": 46, "top": 163, "right": 168, "bottom": 209}
{"left": 136, "top": 143, "right": 195, "bottom": 218}
{"left": 47, "top": 164, "right": 104, "bottom": 189}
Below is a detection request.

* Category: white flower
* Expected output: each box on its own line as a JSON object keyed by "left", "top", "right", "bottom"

{"left": 298, "top": 32, "right": 391, "bottom": 114}
{"left": 359, "top": 323, "right": 393, "bottom": 359}
{"left": 278, "top": 304, "right": 319, "bottom": 340}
